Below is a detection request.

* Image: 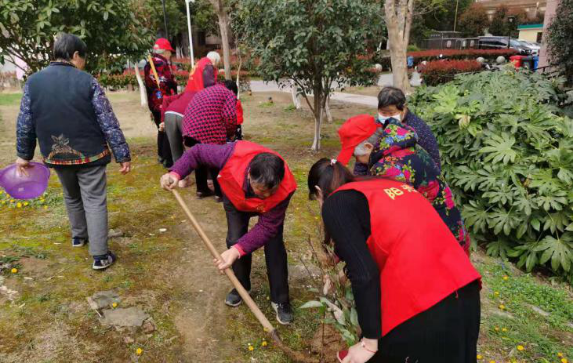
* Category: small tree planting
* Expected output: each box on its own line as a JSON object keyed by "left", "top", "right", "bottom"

{"left": 236, "top": 0, "right": 384, "bottom": 150}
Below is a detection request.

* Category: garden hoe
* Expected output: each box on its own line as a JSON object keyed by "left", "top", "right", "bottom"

{"left": 171, "top": 189, "right": 315, "bottom": 362}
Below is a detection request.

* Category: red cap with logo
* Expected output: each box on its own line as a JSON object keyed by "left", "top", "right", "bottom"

{"left": 336, "top": 114, "right": 380, "bottom": 166}
{"left": 153, "top": 38, "right": 175, "bottom": 52}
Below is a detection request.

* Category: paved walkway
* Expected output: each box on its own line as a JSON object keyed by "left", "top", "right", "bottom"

{"left": 249, "top": 73, "right": 409, "bottom": 108}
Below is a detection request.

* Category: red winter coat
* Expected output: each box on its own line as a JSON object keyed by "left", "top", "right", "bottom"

{"left": 217, "top": 141, "right": 297, "bottom": 213}
{"left": 336, "top": 179, "right": 481, "bottom": 336}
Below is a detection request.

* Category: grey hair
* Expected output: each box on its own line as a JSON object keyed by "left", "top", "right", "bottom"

{"left": 53, "top": 33, "right": 87, "bottom": 61}
{"left": 207, "top": 51, "right": 221, "bottom": 65}
{"left": 354, "top": 128, "right": 384, "bottom": 156}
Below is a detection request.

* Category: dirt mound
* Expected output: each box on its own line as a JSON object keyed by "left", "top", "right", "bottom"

{"left": 309, "top": 324, "right": 345, "bottom": 362}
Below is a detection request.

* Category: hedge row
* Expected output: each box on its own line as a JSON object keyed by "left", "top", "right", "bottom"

{"left": 408, "top": 48, "right": 518, "bottom": 63}
{"left": 419, "top": 60, "right": 483, "bottom": 86}
{"left": 96, "top": 69, "right": 251, "bottom": 90}
{"left": 373, "top": 49, "right": 516, "bottom": 73}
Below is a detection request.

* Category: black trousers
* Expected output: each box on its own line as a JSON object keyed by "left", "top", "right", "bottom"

{"left": 223, "top": 197, "right": 290, "bottom": 304}
{"left": 184, "top": 138, "right": 221, "bottom": 197}
{"left": 369, "top": 280, "right": 481, "bottom": 363}
{"left": 151, "top": 111, "right": 173, "bottom": 166}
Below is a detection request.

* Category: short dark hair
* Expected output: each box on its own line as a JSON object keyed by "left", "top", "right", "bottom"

{"left": 377, "top": 86, "right": 406, "bottom": 110}
{"left": 248, "top": 153, "right": 285, "bottom": 190}
{"left": 223, "top": 80, "right": 238, "bottom": 96}
{"left": 53, "top": 33, "right": 87, "bottom": 61}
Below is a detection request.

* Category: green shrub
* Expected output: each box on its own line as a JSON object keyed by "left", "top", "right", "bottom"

{"left": 96, "top": 73, "right": 138, "bottom": 89}
{"left": 410, "top": 69, "right": 573, "bottom": 278}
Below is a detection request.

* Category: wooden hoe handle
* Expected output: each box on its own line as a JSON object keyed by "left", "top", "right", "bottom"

{"left": 171, "top": 189, "right": 276, "bottom": 333}
{"left": 171, "top": 189, "right": 315, "bottom": 362}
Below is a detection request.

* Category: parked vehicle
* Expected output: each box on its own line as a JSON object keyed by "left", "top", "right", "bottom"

{"left": 517, "top": 40, "right": 541, "bottom": 55}
{"left": 478, "top": 37, "right": 532, "bottom": 55}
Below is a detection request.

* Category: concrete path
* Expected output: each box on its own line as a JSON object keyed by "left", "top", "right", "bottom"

{"left": 330, "top": 91, "right": 377, "bottom": 107}
{"left": 249, "top": 73, "right": 397, "bottom": 108}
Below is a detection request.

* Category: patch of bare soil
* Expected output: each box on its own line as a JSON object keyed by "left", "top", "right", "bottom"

{"left": 168, "top": 191, "right": 238, "bottom": 362}
{"left": 18, "top": 257, "right": 51, "bottom": 277}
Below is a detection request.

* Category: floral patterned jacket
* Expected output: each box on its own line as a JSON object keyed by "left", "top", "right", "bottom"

{"left": 144, "top": 53, "right": 178, "bottom": 115}
{"left": 367, "top": 119, "right": 470, "bottom": 253}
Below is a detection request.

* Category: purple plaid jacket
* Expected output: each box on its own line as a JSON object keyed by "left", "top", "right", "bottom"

{"left": 181, "top": 84, "right": 237, "bottom": 144}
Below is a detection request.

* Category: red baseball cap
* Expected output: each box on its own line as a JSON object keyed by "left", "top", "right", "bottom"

{"left": 153, "top": 38, "right": 175, "bottom": 52}
{"left": 336, "top": 114, "right": 379, "bottom": 166}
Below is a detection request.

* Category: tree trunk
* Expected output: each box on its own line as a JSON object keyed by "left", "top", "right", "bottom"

{"left": 134, "top": 61, "right": 148, "bottom": 107}
{"left": 291, "top": 79, "right": 302, "bottom": 109}
{"left": 389, "top": 38, "right": 409, "bottom": 91}
{"left": 324, "top": 95, "right": 333, "bottom": 123}
{"left": 311, "top": 107, "right": 323, "bottom": 151}
{"left": 384, "top": 0, "right": 414, "bottom": 92}
{"left": 311, "top": 85, "right": 324, "bottom": 151}
{"left": 219, "top": 12, "right": 232, "bottom": 80}
{"left": 210, "top": 0, "right": 232, "bottom": 80}
{"left": 236, "top": 47, "right": 242, "bottom": 98}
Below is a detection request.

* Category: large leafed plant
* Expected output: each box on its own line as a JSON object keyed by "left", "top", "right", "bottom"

{"left": 410, "top": 69, "right": 573, "bottom": 278}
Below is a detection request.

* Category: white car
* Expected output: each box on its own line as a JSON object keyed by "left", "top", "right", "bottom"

{"left": 518, "top": 40, "right": 541, "bottom": 56}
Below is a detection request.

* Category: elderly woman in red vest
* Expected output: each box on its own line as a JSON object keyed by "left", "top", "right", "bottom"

{"left": 337, "top": 114, "right": 471, "bottom": 254}
{"left": 160, "top": 141, "right": 297, "bottom": 325}
{"left": 185, "top": 51, "right": 221, "bottom": 92}
{"left": 308, "top": 158, "right": 481, "bottom": 363}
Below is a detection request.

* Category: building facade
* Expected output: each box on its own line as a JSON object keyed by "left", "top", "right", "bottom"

{"left": 517, "top": 23, "right": 544, "bottom": 42}
{"left": 475, "top": 0, "right": 546, "bottom": 20}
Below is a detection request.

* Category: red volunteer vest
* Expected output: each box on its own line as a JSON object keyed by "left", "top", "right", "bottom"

{"left": 217, "top": 141, "right": 297, "bottom": 213}
{"left": 336, "top": 179, "right": 481, "bottom": 336}
{"left": 236, "top": 99, "right": 244, "bottom": 125}
{"left": 185, "top": 57, "right": 218, "bottom": 92}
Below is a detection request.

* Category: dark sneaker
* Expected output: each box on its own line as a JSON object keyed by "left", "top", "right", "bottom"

{"left": 72, "top": 237, "right": 88, "bottom": 248}
{"left": 92, "top": 251, "right": 116, "bottom": 270}
{"left": 196, "top": 190, "right": 215, "bottom": 199}
{"left": 162, "top": 159, "right": 173, "bottom": 169}
{"left": 271, "top": 302, "right": 294, "bottom": 325}
{"left": 225, "top": 288, "right": 250, "bottom": 307}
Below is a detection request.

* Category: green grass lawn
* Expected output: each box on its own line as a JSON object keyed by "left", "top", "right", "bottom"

{"left": 0, "top": 93, "right": 22, "bottom": 106}
{"left": 0, "top": 90, "right": 571, "bottom": 363}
